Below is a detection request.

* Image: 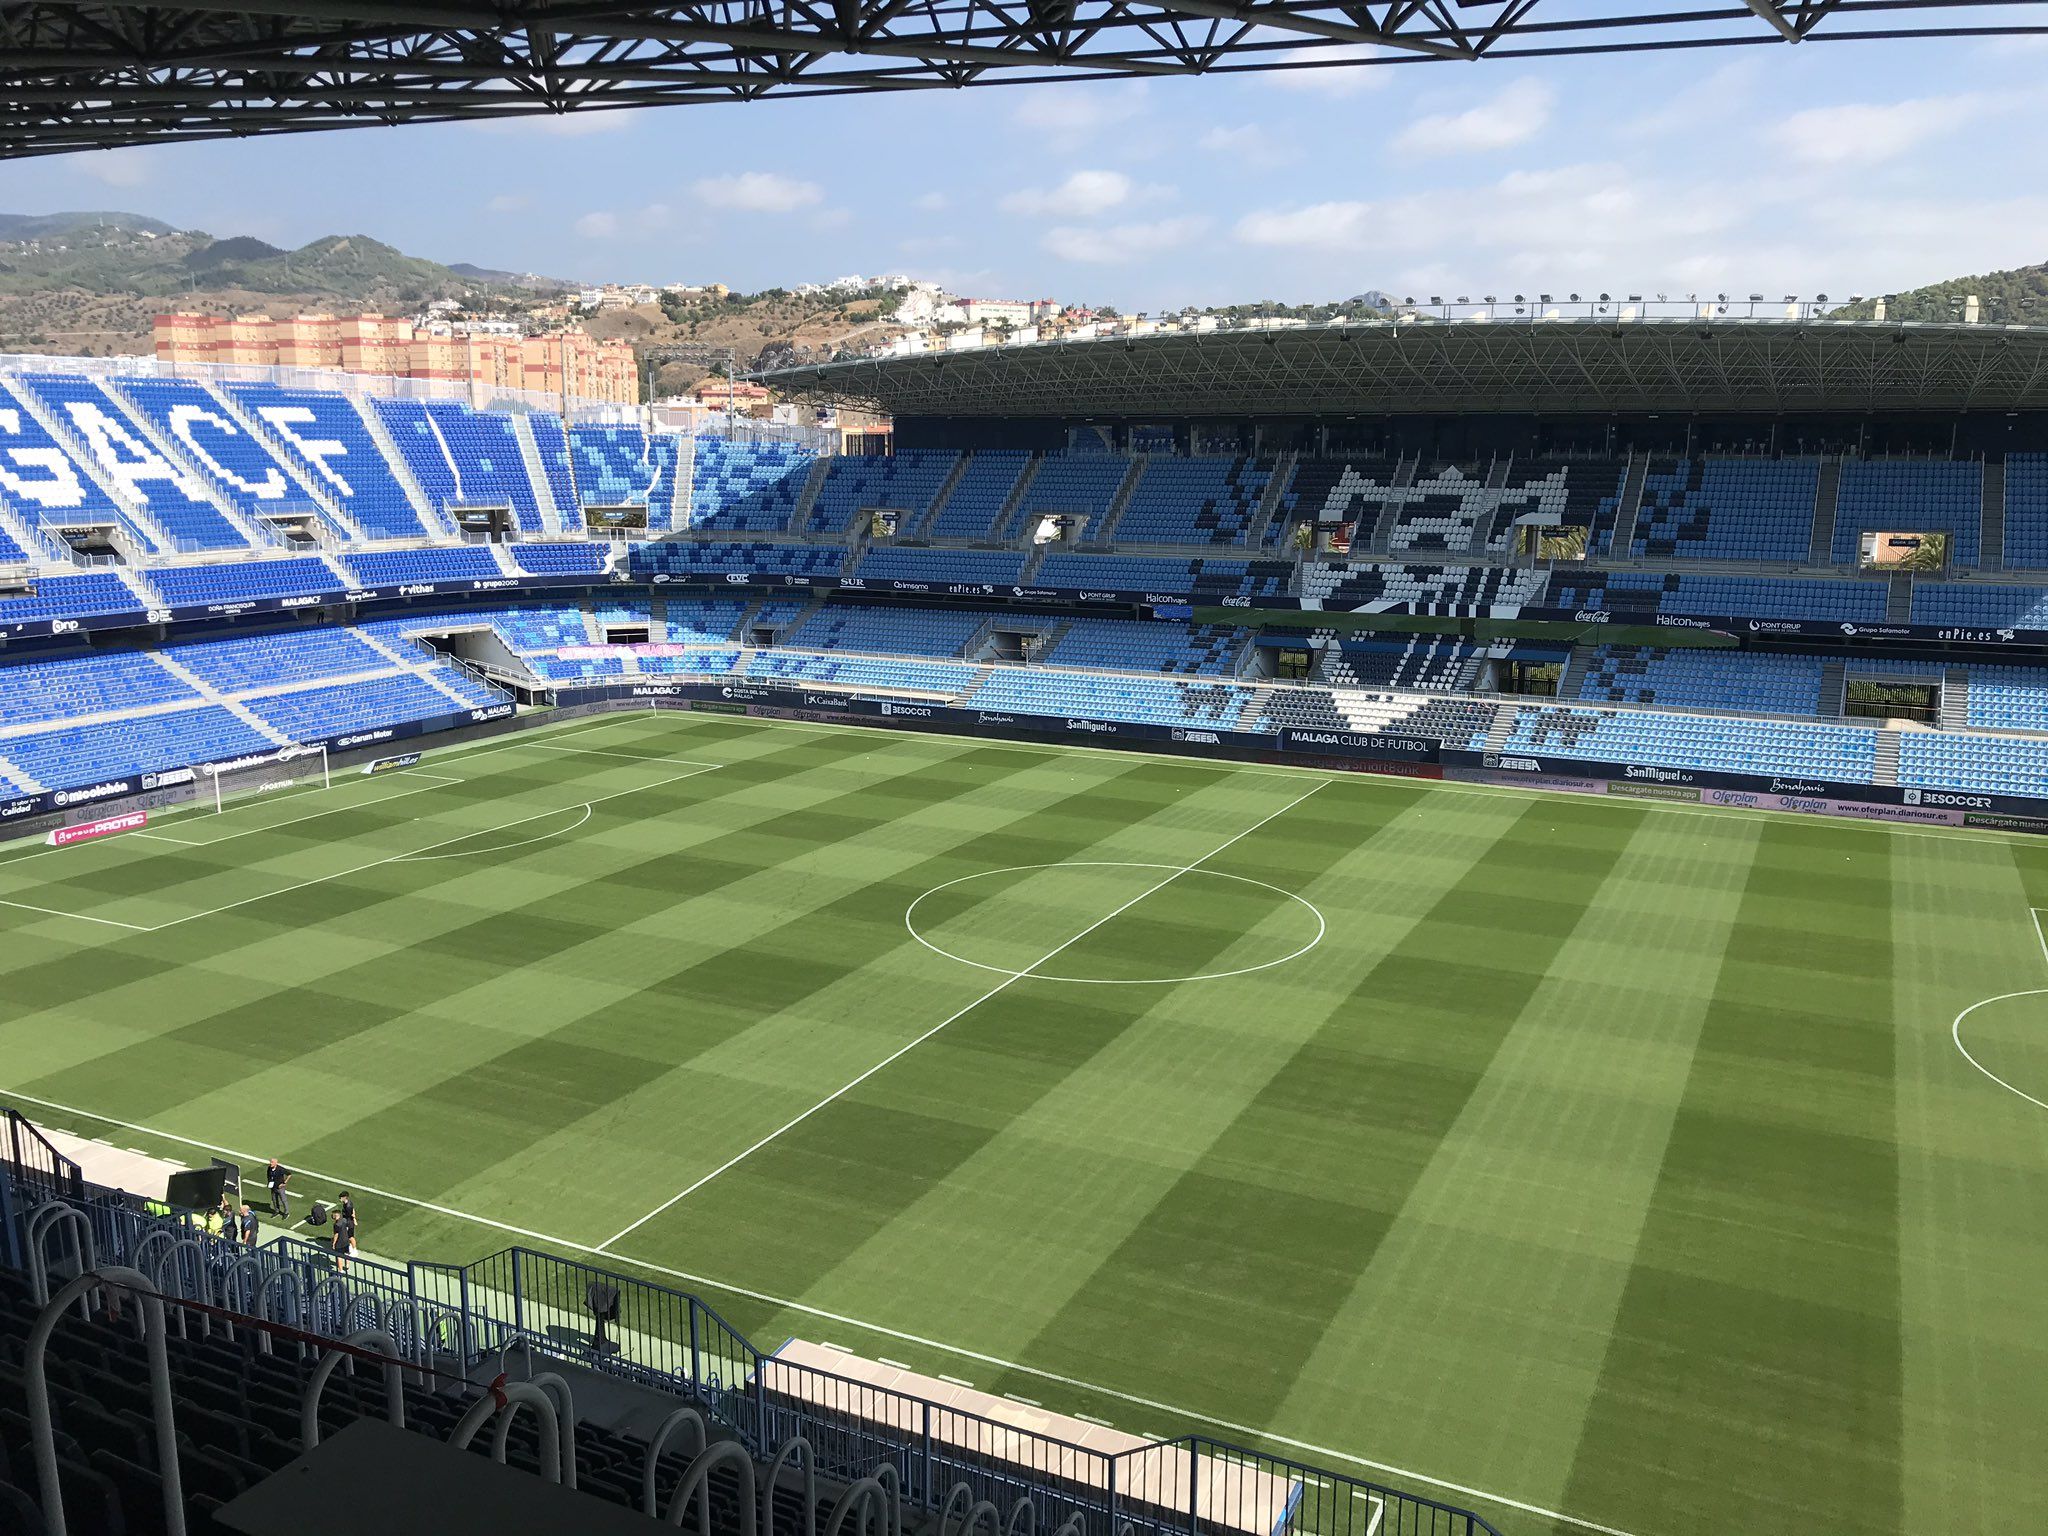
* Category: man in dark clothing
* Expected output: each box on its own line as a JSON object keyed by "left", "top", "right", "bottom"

{"left": 238, "top": 1205, "right": 258, "bottom": 1249}
{"left": 331, "top": 1211, "right": 355, "bottom": 1274}
{"left": 266, "top": 1159, "right": 290, "bottom": 1219}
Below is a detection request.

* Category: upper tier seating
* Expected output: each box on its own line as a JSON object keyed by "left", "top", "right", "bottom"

{"left": 925, "top": 450, "right": 1030, "bottom": 538}
{"left": 1630, "top": 458, "right": 1819, "bottom": 561}
{"left": 1273, "top": 459, "right": 1401, "bottom": 548}
{"left": 0, "top": 377, "right": 166, "bottom": 551}
{"left": 748, "top": 651, "right": 979, "bottom": 693}
{"left": 691, "top": 438, "right": 814, "bottom": 533}
{"left": 0, "top": 650, "right": 193, "bottom": 730}
{"left": 853, "top": 547, "right": 1026, "bottom": 587}
{"left": 0, "top": 514, "right": 30, "bottom": 565}
{"left": 1386, "top": 465, "right": 1499, "bottom": 555}
{"left": 1574, "top": 646, "right": 1826, "bottom": 715}
{"left": 1962, "top": 665, "right": 2048, "bottom": 733}
{"left": 11, "top": 374, "right": 248, "bottom": 551}
{"left": 1324, "top": 637, "right": 1473, "bottom": 692}
{"left": 1831, "top": 459, "right": 1982, "bottom": 566}
{"left": 807, "top": 451, "right": 960, "bottom": 534}
{"left": 1493, "top": 704, "right": 1877, "bottom": 780}
{"left": 488, "top": 605, "right": 596, "bottom": 650}
{"left": 1000, "top": 455, "right": 1130, "bottom": 538}
{"left": 659, "top": 599, "right": 746, "bottom": 643}
{"left": 1299, "top": 561, "right": 1544, "bottom": 610}
{"left": 1911, "top": 583, "right": 2048, "bottom": 628}
{"left": 345, "top": 545, "right": 504, "bottom": 587}
{"left": 150, "top": 556, "right": 343, "bottom": 608}
{"left": 1552, "top": 571, "right": 1889, "bottom": 621}
{"left": 2003, "top": 453, "right": 2048, "bottom": 570}
{"left": 1112, "top": 456, "right": 1271, "bottom": 544}
{"left": 525, "top": 412, "right": 579, "bottom": 520}
{"left": 372, "top": 399, "right": 548, "bottom": 533}
{"left": 1041, "top": 618, "right": 1245, "bottom": 675}
{"left": 569, "top": 424, "right": 657, "bottom": 507}
{"left": 788, "top": 603, "right": 987, "bottom": 656}
{"left": 245, "top": 671, "right": 473, "bottom": 740}
{"left": 226, "top": 381, "right": 431, "bottom": 538}
{"left": 114, "top": 375, "right": 333, "bottom": 534}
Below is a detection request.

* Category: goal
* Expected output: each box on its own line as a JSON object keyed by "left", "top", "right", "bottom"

{"left": 198, "top": 743, "right": 331, "bottom": 814}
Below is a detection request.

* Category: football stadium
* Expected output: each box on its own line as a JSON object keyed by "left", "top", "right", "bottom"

{"left": 5, "top": 9, "right": 2048, "bottom": 1536}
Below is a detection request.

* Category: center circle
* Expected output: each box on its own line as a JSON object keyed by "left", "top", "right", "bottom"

{"left": 1953, "top": 988, "right": 2048, "bottom": 1113}
{"left": 905, "top": 861, "right": 1325, "bottom": 985}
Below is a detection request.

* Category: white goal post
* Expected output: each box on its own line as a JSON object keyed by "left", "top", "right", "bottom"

{"left": 197, "top": 743, "right": 331, "bottom": 814}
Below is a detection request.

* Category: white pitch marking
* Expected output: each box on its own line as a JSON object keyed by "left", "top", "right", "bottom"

{"left": 392, "top": 803, "right": 593, "bottom": 863}
{"left": 594, "top": 779, "right": 1327, "bottom": 1252}
{"left": 130, "top": 832, "right": 204, "bottom": 846}
{"left": 0, "top": 1084, "right": 1651, "bottom": 1536}
{"left": 2029, "top": 908, "right": 2048, "bottom": 971}
{"left": 524, "top": 743, "right": 723, "bottom": 765}
{"left": 904, "top": 861, "right": 1325, "bottom": 986}
{"left": 0, "top": 898, "right": 152, "bottom": 931}
{"left": 1952, "top": 987, "right": 2048, "bottom": 1113}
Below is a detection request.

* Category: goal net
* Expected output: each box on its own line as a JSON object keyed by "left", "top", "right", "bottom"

{"left": 197, "top": 743, "right": 331, "bottom": 815}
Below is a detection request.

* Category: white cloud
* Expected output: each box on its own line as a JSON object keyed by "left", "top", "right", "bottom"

{"left": 574, "top": 211, "right": 619, "bottom": 239}
{"left": 692, "top": 171, "right": 824, "bottom": 213}
{"left": 1043, "top": 216, "right": 1208, "bottom": 264}
{"left": 1009, "top": 84, "right": 1147, "bottom": 149}
{"left": 1003, "top": 170, "right": 1138, "bottom": 218}
{"left": 913, "top": 191, "right": 948, "bottom": 212}
{"left": 811, "top": 207, "right": 854, "bottom": 232}
{"left": 1199, "top": 124, "right": 1274, "bottom": 157}
{"left": 81, "top": 149, "right": 150, "bottom": 188}
{"left": 486, "top": 192, "right": 531, "bottom": 214}
{"left": 1777, "top": 92, "right": 1996, "bottom": 165}
{"left": 1394, "top": 79, "right": 1555, "bottom": 155}
{"left": 1264, "top": 44, "right": 1390, "bottom": 98}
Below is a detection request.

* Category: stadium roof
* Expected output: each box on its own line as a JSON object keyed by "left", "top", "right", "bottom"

{"left": 754, "top": 318, "right": 2048, "bottom": 419}
{"left": 4, "top": 1, "right": 2047, "bottom": 159}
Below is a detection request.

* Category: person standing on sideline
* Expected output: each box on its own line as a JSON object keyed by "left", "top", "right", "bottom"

{"left": 336, "top": 1190, "right": 357, "bottom": 1243}
{"left": 238, "top": 1204, "right": 258, "bottom": 1249}
{"left": 331, "top": 1207, "right": 355, "bottom": 1274}
{"left": 266, "top": 1159, "right": 291, "bottom": 1220}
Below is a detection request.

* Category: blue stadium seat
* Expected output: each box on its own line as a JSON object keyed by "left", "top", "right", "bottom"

{"left": 1831, "top": 460, "right": 1982, "bottom": 567}
{"left": 226, "top": 382, "right": 431, "bottom": 539}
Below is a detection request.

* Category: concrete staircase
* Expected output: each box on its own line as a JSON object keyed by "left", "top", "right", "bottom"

{"left": 0, "top": 497, "right": 64, "bottom": 565}
{"left": 1808, "top": 459, "right": 1842, "bottom": 564}
{"left": 115, "top": 566, "right": 165, "bottom": 613}
{"left": 1555, "top": 645, "right": 1592, "bottom": 702}
{"left": 511, "top": 414, "right": 571, "bottom": 534}
{"left": 955, "top": 664, "right": 999, "bottom": 702}
{"left": 1364, "top": 464, "right": 1417, "bottom": 557}
{"left": 1484, "top": 456, "right": 1509, "bottom": 491}
{"left": 1246, "top": 452, "right": 1297, "bottom": 546}
{"left": 913, "top": 451, "right": 975, "bottom": 538}
{"left": 1886, "top": 573, "right": 1914, "bottom": 622}
{"left": 1941, "top": 666, "right": 1971, "bottom": 728}
{"left": 1873, "top": 729, "right": 1902, "bottom": 786}
{"left": 993, "top": 454, "right": 1043, "bottom": 544}
{"left": 1820, "top": 659, "right": 1847, "bottom": 719}
{"left": 1230, "top": 685, "right": 1272, "bottom": 732}
{"left": 486, "top": 542, "right": 522, "bottom": 577}
{"left": 1018, "top": 542, "right": 1052, "bottom": 584}
{"left": 354, "top": 398, "right": 457, "bottom": 539}
{"left": 786, "top": 457, "right": 833, "bottom": 534}
{"left": 1608, "top": 454, "right": 1651, "bottom": 555}
{"left": 0, "top": 751, "right": 43, "bottom": 793}
{"left": 150, "top": 651, "right": 294, "bottom": 745}
{"left": 1483, "top": 706, "right": 1520, "bottom": 752}
{"left": 1981, "top": 459, "right": 2006, "bottom": 570}
{"left": 1087, "top": 455, "right": 1147, "bottom": 545}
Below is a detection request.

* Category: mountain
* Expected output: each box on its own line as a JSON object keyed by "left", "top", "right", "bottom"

{"left": 449, "top": 260, "right": 581, "bottom": 288}
{"left": 1826, "top": 261, "right": 2048, "bottom": 324}
{"left": 0, "top": 211, "right": 571, "bottom": 355}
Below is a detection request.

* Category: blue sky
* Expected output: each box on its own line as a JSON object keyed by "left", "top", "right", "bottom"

{"left": 2, "top": 32, "right": 2044, "bottom": 311}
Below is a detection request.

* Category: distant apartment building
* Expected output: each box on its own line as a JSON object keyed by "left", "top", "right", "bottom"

{"left": 153, "top": 311, "right": 640, "bottom": 403}
{"left": 959, "top": 298, "right": 1035, "bottom": 328}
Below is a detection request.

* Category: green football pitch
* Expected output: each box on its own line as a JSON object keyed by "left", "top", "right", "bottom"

{"left": 1, "top": 708, "right": 2045, "bottom": 1536}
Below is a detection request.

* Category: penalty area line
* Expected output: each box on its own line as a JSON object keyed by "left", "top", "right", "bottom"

{"left": 0, "top": 1082, "right": 1648, "bottom": 1536}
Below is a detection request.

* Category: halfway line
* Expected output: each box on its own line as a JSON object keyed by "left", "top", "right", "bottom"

{"left": 593, "top": 779, "right": 1326, "bottom": 1252}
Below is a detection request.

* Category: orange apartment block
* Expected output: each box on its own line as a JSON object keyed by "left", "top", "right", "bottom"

{"left": 151, "top": 311, "right": 641, "bottom": 404}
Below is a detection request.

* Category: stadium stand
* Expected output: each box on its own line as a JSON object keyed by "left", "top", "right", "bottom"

{"left": 0, "top": 649, "right": 194, "bottom": 728}
{"left": 511, "top": 542, "right": 610, "bottom": 576}
{"left": 1040, "top": 617, "right": 1246, "bottom": 675}
{"left": 1961, "top": 665, "right": 2048, "bottom": 732}
{"left": 148, "top": 556, "right": 345, "bottom": 608}
{"left": 1489, "top": 703, "right": 1878, "bottom": 779}
{"left": 1574, "top": 646, "right": 1828, "bottom": 715}
{"left": 788, "top": 603, "right": 987, "bottom": 656}
{"left": 1112, "top": 456, "right": 1271, "bottom": 544}
{"left": 1897, "top": 731, "right": 2048, "bottom": 795}
{"left": 226, "top": 382, "right": 433, "bottom": 539}
{"left": 1000, "top": 454, "right": 1130, "bottom": 538}
{"left": 924, "top": 450, "right": 1030, "bottom": 538}
{"left": 1830, "top": 459, "right": 1983, "bottom": 566}
{"left": 807, "top": 450, "right": 960, "bottom": 534}
{"left": 749, "top": 651, "right": 980, "bottom": 692}
{"left": 525, "top": 412, "right": 580, "bottom": 518}
{"left": 853, "top": 546, "right": 1026, "bottom": 586}
{"left": 1629, "top": 458, "right": 1819, "bottom": 561}
{"left": 2006, "top": 453, "right": 2048, "bottom": 569}
{"left": 1271, "top": 458, "right": 1401, "bottom": 548}
{"left": 0, "top": 376, "right": 174, "bottom": 551}
{"left": 690, "top": 438, "right": 815, "bottom": 532}
{"left": 636, "top": 541, "right": 847, "bottom": 580}
{"left": 1300, "top": 561, "right": 1545, "bottom": 610}
{"left": 114, "top": 376, "right": 333, "bottom": 533}
{"left": 1551, "top": 570, "right": 1890, "bottom": 620}
{"left": 1323, "top": 636, "right": 1474, "bottom": 692}
{"left": 2, "top": 703, "right": 281, "bottom": 786}
{"left": 568, "top": 424, "right": 657, "bottom": 508}
{"left": 0, "top": 571, "right": 146, "bottom": 626}
{"left": 345, "top": 544, "right": 505, "bottom": 587}
{"left": 1911, "top": 582, "right": 2048, "bottom": 628}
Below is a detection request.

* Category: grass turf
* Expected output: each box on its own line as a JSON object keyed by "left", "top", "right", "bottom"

{"left": 1, "top": 707, "right": 2044, "bottom": 1536}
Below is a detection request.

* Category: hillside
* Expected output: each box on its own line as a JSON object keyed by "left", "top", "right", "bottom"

{"left": 0, "top": 211, "right": 571, "bottom": 355}
{"left": 584, "top": 285, "right": 913, "bottom": 394}
{"left": 1827, "top": 261, "right": 2048, "bottom": 324}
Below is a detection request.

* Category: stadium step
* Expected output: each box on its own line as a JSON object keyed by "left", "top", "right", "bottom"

{"left": 150, "top": 650, "right": 296, "bottom": 745}
{"left": 1886, "top": 572, "right": 1914, "bottom": 622}
{"left": 1364, "top": 466, "right": 1415, "bottom": 556}
{"left": 116, "top": 565, "right": 165, "bottom": 612}
{"left": 0, "top": 496, "right": 63, "bottom": 564}
{"left": 1555, "top": 645, "right": 1592, "bottom": 701}
{"left": 1245, "top": 451, "right": 1297, "bottom": 546}
{"left": 955, "top": 663, "right": 998, "bottom": 701}
{"left": 1981, "top": 458, "right": 2006, "bottom": 570}
{"left": 644, "top": 599, "right": 669, "bottom": 643}
{"left": 510, "top": 414, "right": 571, "bottom": 534}
{"left": 913, "top": 450, "right": 977, "bottom": 538}
{"left": 1485, "top": 455, "right": 1509, "bottom": 490}
{"left": 1820, "top": 659, "right": 1848, "bottom": 718}
{"left": 202, "top": 382, "right": 369, "bottom": 542}
{"left": 1088, "top": 455, "right": 1148, "bottom": 544}
{"left": 1482, "top": 703, "right": 1519, "bottom": 752}
{"left": 786, "top": 457, "right": 833, "bottom": 535}
{"left": 0, "top": 748, "right": 44, "bottom": 792}
{"left": 1941, "top": 666, "right": 1971, "bottom": 728}
{"left": 1808, "top": 458, "right": 1842, "bottom": 564}
{"left": 1608, "top": 453, "right": 1650, "bottom": 556}
{"left": 1873, "top": 728, "right": 1902, "bottom": 785}
{"left": 8, "top": 379, "right": 181, "bottom": 555}
{"left": 993, "top": 452, "right": 1043, "bottom": 544}
{"left": 1018, "top": 542, "right": 1051, "bottom": 584}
